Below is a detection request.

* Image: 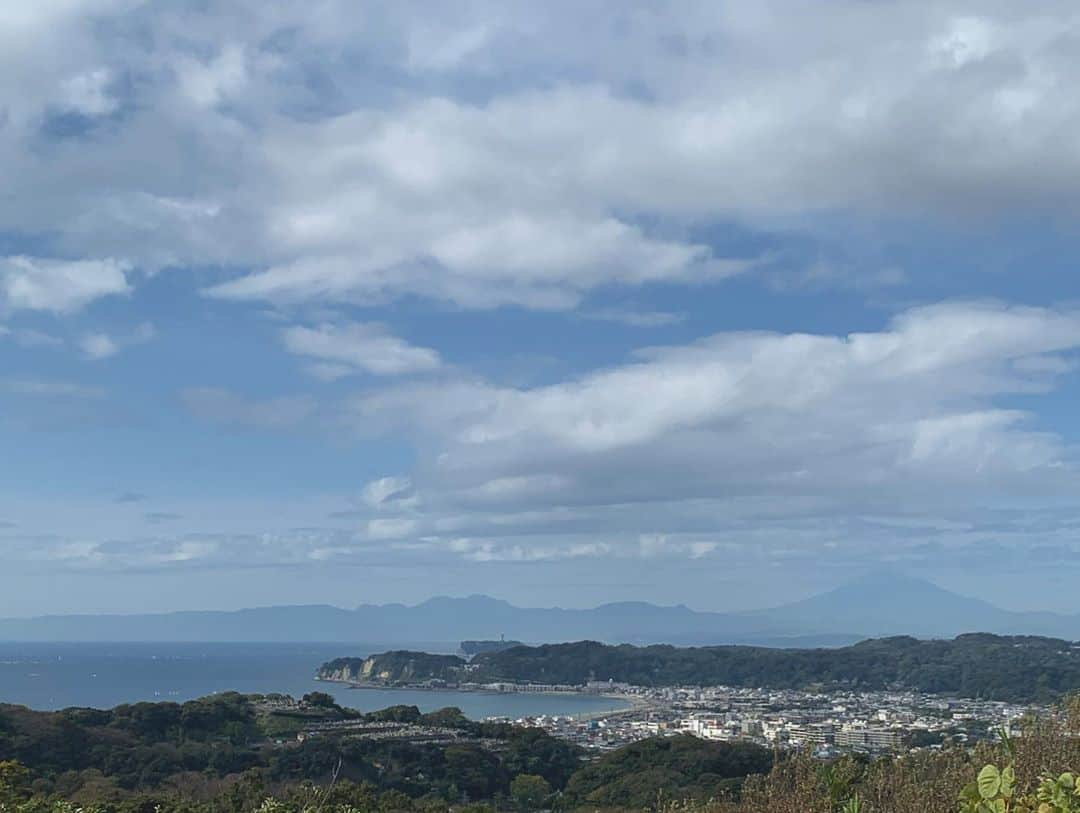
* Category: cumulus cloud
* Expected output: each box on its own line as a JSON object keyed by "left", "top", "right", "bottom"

{"left": 282, "top": 322, "right": 441, "bottom": 377}
{"left": 0, "top": 257, "right": 131, "bottom": 314}
{"left": 639, "top": 534, "right": 718, "bottom": 560}
{"left": 363, "top": 518, "right": 421, "bottom": 540}
{"left": 56, "top": 67, "right": 118, "bottom": 116}
{"left": 205, "top": 212, "right": 741, "bottom": 310}
{"left": 340, "top": 302, "right": 1080, "bottom": 564}
{"left": 446, "top": 537, "right": 613, "bottom": 563}
{"left": 388, "top": 302, "right": 1080, "bottom": 462}
{"left": 175, "top": 44, "right": 249, "bottom": 108}
{"left": 79, "top": 332, "right": 119, "bottom": 360}
{"left": 361, "top": 476, "right": 418, "bottom": 509}
{"left": 10, "top": 1, "right": 1080, "bottom": 603}
{"left": 10, "top": 2, "right": 1080, "bottom": 309}
{"left": 79, "top": 322, "right": 154, "bottom": 360}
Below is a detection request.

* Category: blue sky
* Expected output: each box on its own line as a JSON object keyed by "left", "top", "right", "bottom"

{"left": 5, "top": 1, "right": 1080, "bottom": 616}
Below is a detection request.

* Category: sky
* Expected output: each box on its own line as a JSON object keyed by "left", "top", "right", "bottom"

{"left": 6, "top": 1, "right": 1080, "bottom": 616}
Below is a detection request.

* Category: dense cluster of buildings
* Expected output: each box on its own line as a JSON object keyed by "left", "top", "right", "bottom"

{"left": 496, "top": 684, "right": 1035, "bottom": 754}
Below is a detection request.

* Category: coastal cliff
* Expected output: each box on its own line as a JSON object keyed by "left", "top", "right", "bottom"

{"left": 318, "top": 651, "right": 467, "bottom": 684}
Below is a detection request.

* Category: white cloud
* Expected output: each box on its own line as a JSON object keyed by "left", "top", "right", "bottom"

{"left": 361, "top": 476, "right": 417, "bottom": 508}
{"left": 409, "top": 302, "right": 1080, "bottom": 458}
{"left": 639, "top": 534, "right": 718, "bottom": 560}
{"left": 0, "top": 257, "right": 131, "bottom": 314}
{"left": 79, "top": 322, "right": 154, "bottom": 360}
{"left": 79, "top": 332, "right": 119, "bottom": 360}
{"left": 363, "top": 518, "right": 420, "bottom": 540}
{"left": 406, "top": 22, "right": 491, "bottom": 72}
{"left": 57, "top": 68, "right": 117, "bottom": 116}
{"left": 282, "top": 322, "right": 441, "bottom": 376}
{"left": 931, "top": 16, "right": 998, "bottom": 68}
{"left": 446, "top": 537, "right": 612, "bottom": 562}
{"left": 6, "top": 2, "right": 1080, "bottom": 310}
{"left": 344, "top": 302, "right": 1080, "bottom": 563}
{"left": 306, "top": 362, "right": 354, "bottom": 382}
{"left": 176, "top": 44, "right": 248, "bottom": 108}
{"left": 205, "top": 214, "right": 744, "bottom": 311}
{"left": 11, "top": 1, "right": 1080, "bottom": 596}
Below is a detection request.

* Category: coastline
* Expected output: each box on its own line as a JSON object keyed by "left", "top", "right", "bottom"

{"left": 314, "top": 676, "right": 637, "bottom": 719}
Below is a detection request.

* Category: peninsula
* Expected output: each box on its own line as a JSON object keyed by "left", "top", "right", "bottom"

{"left": 318, "top": 633, "right": 1080, "bottom": 704}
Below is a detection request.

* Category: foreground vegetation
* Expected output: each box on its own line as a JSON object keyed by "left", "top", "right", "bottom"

{"left": 667, "top": 698, "right": 1080, "bottom": 812}
{"left": 0, "top": 693, "right": 766, "bottom": 812}
{"left": 2, "top": 693, "right": 1080, "bottom": 812}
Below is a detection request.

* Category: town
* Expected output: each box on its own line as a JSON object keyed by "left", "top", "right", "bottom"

{"left": 483, "top": 683, "right": 1039, "bottom": 755}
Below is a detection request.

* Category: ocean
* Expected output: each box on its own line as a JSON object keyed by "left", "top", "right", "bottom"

{"left": 0, "top": 642, "right": 628, "bottom": 719}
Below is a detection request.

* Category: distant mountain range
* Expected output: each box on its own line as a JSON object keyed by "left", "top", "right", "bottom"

{"left": 0, "top": 572, "right": 1076, "bottom": 645}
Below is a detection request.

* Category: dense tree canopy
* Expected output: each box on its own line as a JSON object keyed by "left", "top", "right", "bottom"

{"left": 471, "top": 635, "right": 1080, "bottom": 703}
{"left": 0, "top": 694, "right": 582, "bottom": 806}
{"left": 562, "top": 735, "right": 772, "bottom": 808}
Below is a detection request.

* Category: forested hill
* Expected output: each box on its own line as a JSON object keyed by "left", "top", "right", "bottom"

{"left": 0, "top": 692, "right": 771, "bottom": 811}
{"left": 0, "top": 692, "right": 583, "bottom": 804}
{"left": 319, "top": 651, "right": 466, "bottom": 684}
{"left": 470, "top": 634, "right": 1080, "bottom": 703}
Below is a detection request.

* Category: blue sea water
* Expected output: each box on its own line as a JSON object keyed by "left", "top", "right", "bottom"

{"left": 0, "top": 642, "right": 627, "bottom": 719}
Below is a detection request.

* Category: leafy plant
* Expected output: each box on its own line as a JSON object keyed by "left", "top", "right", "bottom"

{"left": 960, "top": 763, "right": 1080, "bottom": 813}
{"left": 1027, "top": 771, "right": 1080, "bottom": 813}
{"left": 838, "top": 792, "right": 864, "bottom": 813}
{"left": 959, "top": 763, "right": 1017, "bottom": 812}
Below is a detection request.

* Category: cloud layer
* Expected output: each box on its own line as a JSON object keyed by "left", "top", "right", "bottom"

{"left": 21, "top": 301, "right": 1032, "bottom": 582}
{"left": 7, "top": 3, "right": 1080, "bottom": 309}
{"left": 6, "top": 2, "right": 1080, "bottom": 611}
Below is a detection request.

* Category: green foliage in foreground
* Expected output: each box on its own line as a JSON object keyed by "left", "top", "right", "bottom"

{"left": 0, "top": 694, "right": 774, "bottom": 811}
{"left": 0, "top": 693, "right": 580, "bottom": 808}
{"left": 958, "top": 730, "right": 1080, "bottom": 813}
{"left": 4, "top": 695, "right": 1080, "bottom": 812}
{"left": 562, "top": 736, "right": 771, "bottom": 809}
{"left": 657, "top": 699, "right": 1080, "bottom": 813}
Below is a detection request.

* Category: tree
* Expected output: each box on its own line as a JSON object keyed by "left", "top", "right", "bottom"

{"left": 510, "top": 774, "right": 551, "bottom": 811}
{"left": 302, "top": 692, "right": 338, "bottom": 709}
{"left": 377, "top": 789, "right": 413, "bottom": 812}
{"left": 0, "top": 760, "right": 31, "bottom": 808}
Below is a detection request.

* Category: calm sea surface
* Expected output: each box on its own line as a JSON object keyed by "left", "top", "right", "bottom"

{"left": 0, "top": 642, "right": 627, "bottom": 719}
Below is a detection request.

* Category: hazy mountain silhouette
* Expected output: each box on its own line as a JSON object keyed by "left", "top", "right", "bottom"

{"left": 0, "top": 572, "right": 1074, "bottom": 644}
{"left": 743, "top": 570, "right": 1077, "bottom": 639}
